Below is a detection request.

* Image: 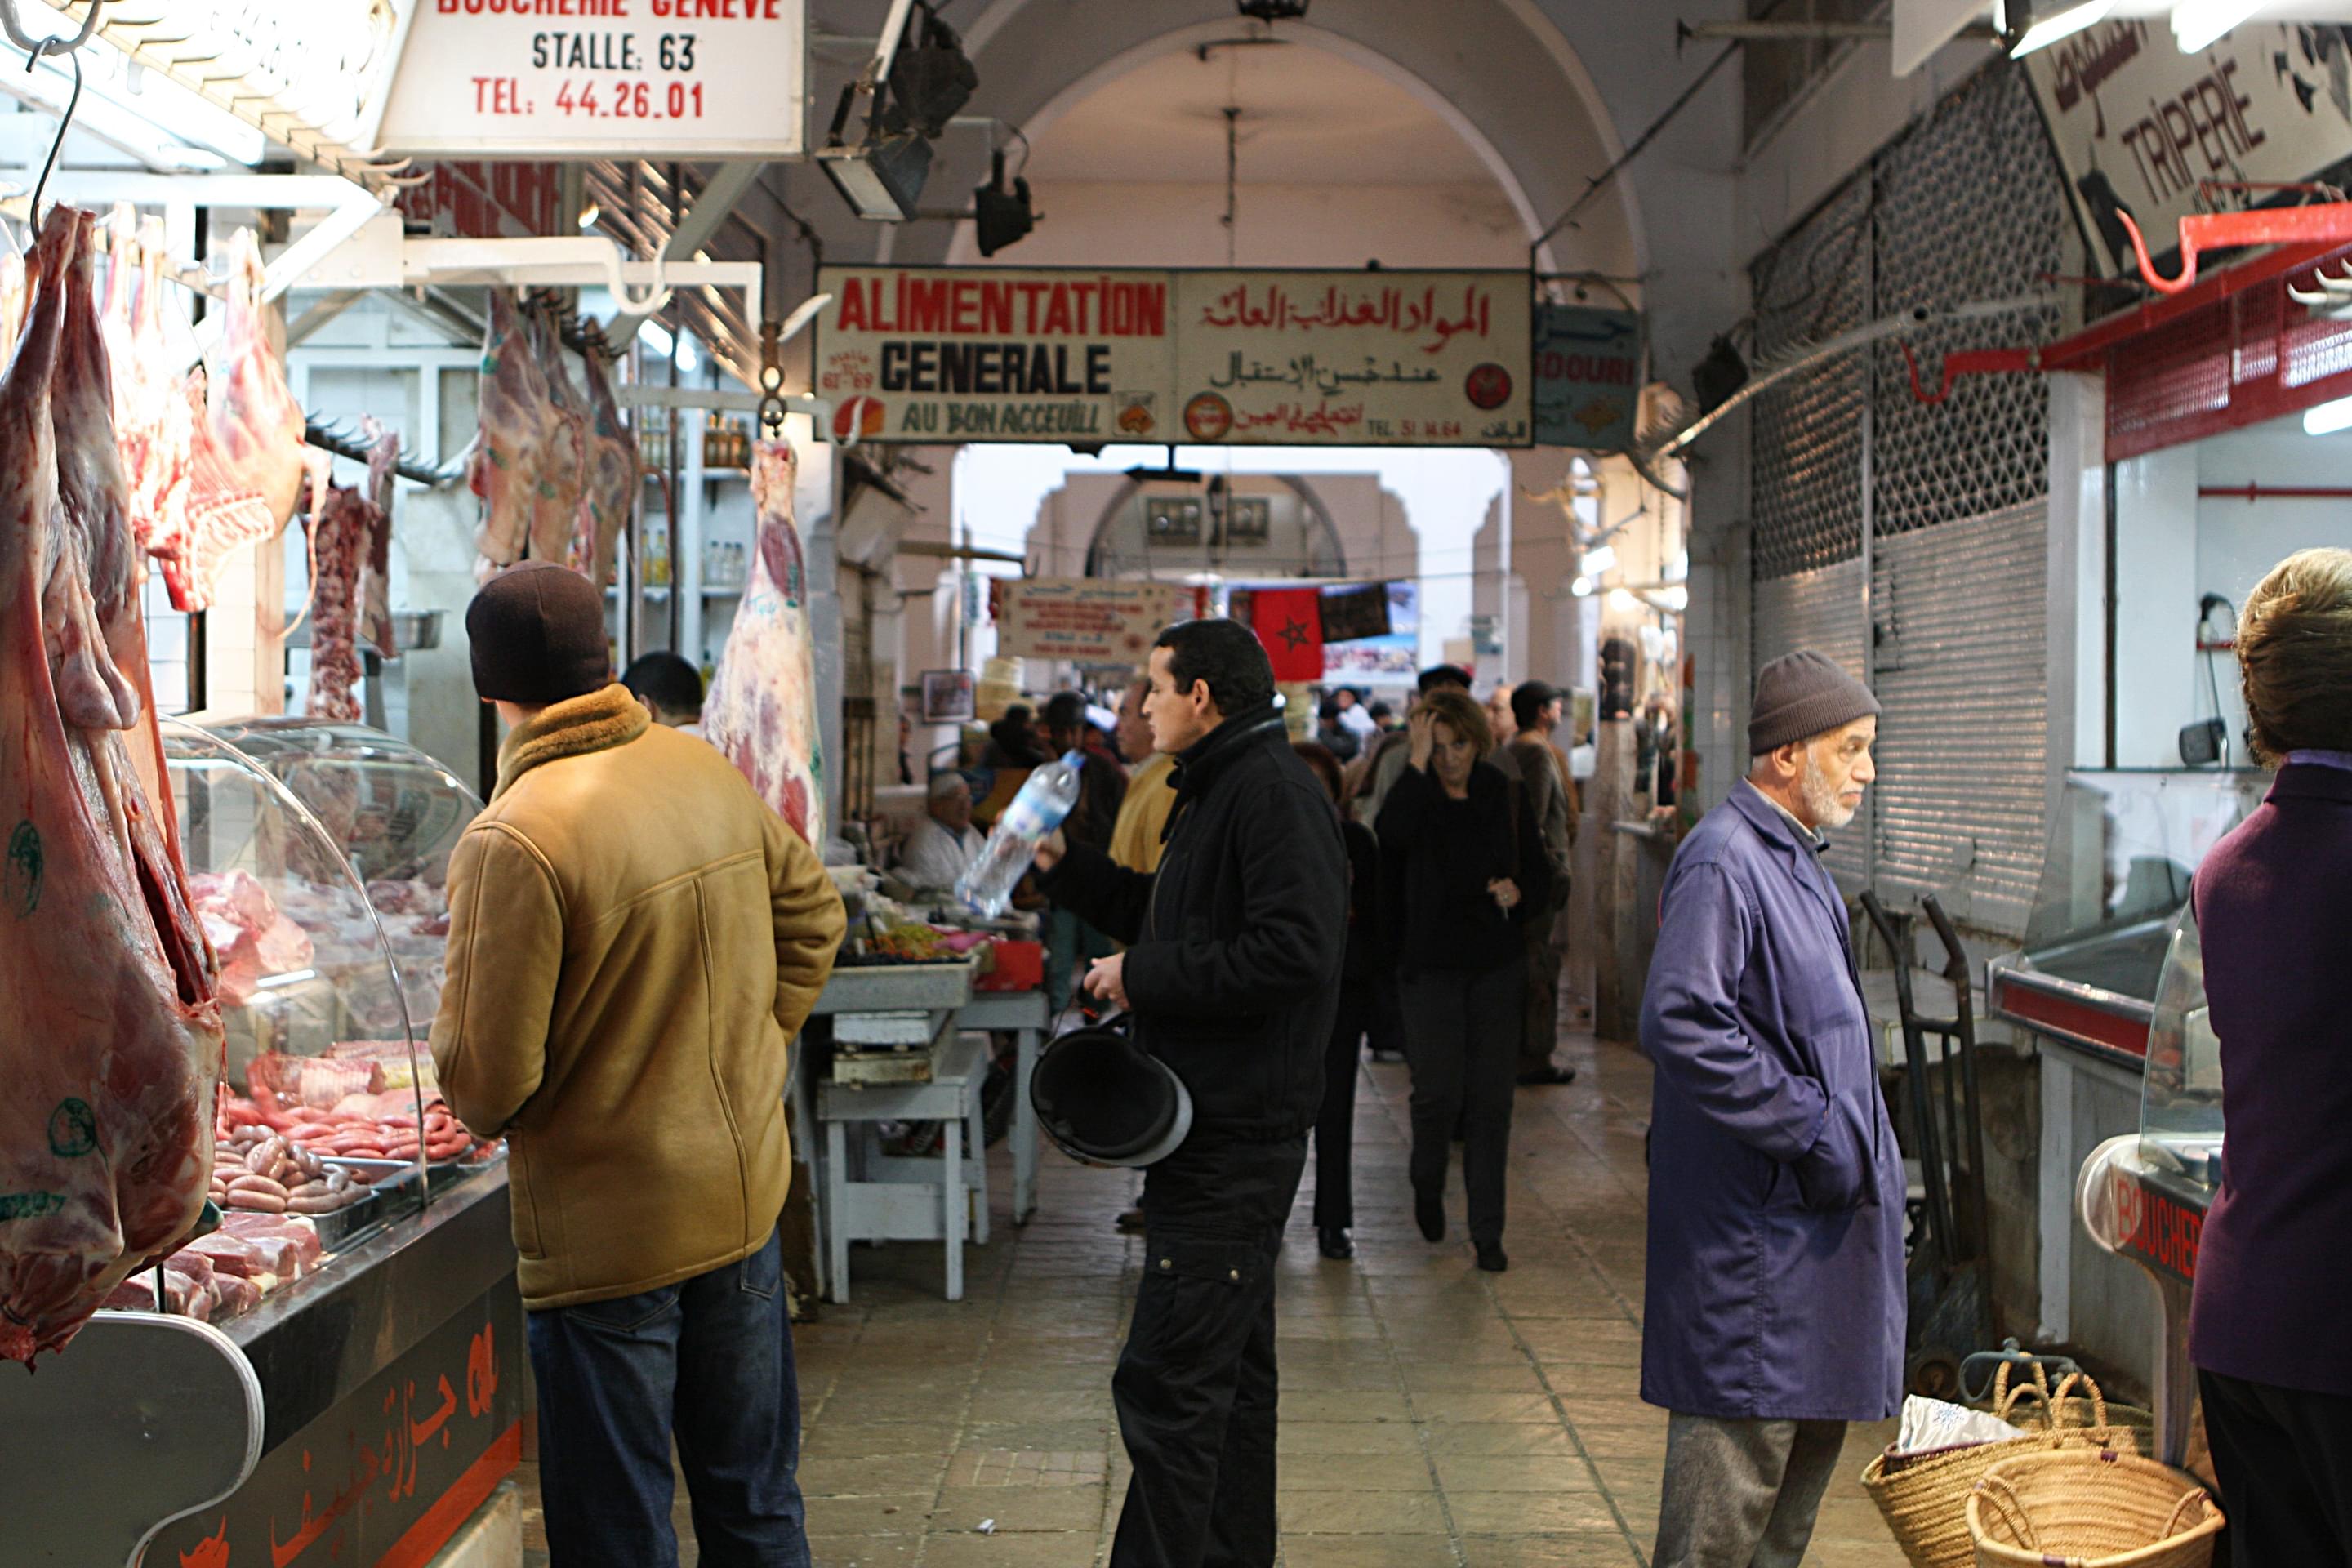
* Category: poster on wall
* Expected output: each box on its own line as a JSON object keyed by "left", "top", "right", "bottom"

{"left": 2023, "top": 21, "right": 2352, "bottom": 277}
{"left": 1324, "top": 582, "right": 1421, "bottom": 680}
{"left": 995, "top": 578, "right": 1192, "bottom": 662}
{"left": 1174, "top": 271, "right": 1533, "bottom": 447}
{"left": 1533, "top": 305, "right": 1642, "bottom": 450}
{"left": 815, "top": 267, "right": 1174, "bottom": 445}
{"left": 921, "top": 669, "right": 976, "bottom": 724}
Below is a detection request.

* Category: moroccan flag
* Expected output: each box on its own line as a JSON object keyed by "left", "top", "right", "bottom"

{"left": 1250, "top": 587, "right": 1324, "bottom": 682}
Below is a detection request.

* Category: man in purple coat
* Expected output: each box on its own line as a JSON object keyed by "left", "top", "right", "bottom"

{"left": 1638, "top": 650, "right": 1906, "bottom": 1568}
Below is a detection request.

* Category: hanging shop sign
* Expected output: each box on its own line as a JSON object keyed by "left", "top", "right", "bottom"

{"left": 814, "top": 267, "right": 1534, "bottom": 448}
{"left": 1533, "top": 305, "right": 1642, "bottom": 451}
{"left": 816, "top": 266, "right": 1174, "bottom": 444}
{"left": 2025, "top": 21, "right": 2352, "bottom": 278}
{"left": 372, "top": 0, "right": 806, "bottom": 158}
{"left": 993, "top": 578, "right": 1192, "bottom": 662}
{"left": 1173, "top": 270, "right": 1531, "bottom": 448}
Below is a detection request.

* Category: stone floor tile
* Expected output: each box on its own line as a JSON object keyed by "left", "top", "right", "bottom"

{"left": 1456, "top": 1531, "right": 1646, "bottom": 1566}
{"left": 1421, "top": 1423, "right": 1579, "bottom": 1457}
{"left": 1409, "top": 1391, "right": 1563, "bottom": 1423}
{"left": 1276, "top": 1452, "right": 1437, "bottom": 1492}
{"left": 1276, "top": 1419, "right": 1427, "bottom": 1454}
{"left": 1277, "top": 1388, "right": 1415, "bottom": 1422}
{"left": 1443, "top": 1490, "right": 1624, "bottom": 1534}
{"left": 915, "top": 1530, "right": 1103, "bottom": 1567}
{"left": 1276, "top": 1489, "right": 1451, "bottom": 1534}
{"left": 1428, "top": 1453, "right": 1606, "bottom": 1494}
{"left": 800, "top": 1491, "right": 933, "bottom": 1535}
{"left": 1279, "top": 1535, "right": 1462, "bottom": 1568}
{"left": 930, "top": 1483, "right": 1107, "bottom": 1532}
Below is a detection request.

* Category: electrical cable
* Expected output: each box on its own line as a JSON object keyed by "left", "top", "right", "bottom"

{"left": 1529, "top": 42, "right": 1739, "bottom": 261}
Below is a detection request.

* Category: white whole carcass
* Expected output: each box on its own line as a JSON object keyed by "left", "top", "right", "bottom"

{"left": 705, "top": 438, "right": 826, "bottom": 851}
{"left": 1, "top": 207, "right": 225, "bottom": 1365}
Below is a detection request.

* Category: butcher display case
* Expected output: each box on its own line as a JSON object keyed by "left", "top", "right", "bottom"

{"left": 1988, "top": 769, "right": 2263, "bottom": 1066}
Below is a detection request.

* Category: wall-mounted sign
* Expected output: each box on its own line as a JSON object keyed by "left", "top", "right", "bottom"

{"left": 815, "top": 266, "right": 1535, "bottom": 448}
{"left": 1174, "top": 270, "right": 1531, "bottom": 447}
{"left": 995, "top": 578, "right": 1192, "bottom": 662}
{"left": 1533, "top": 305, "right": 1642, "bottom": 451}
{"left": 2025, "top": 21, "right": 2352, "bottom": 277}
{"left": 373, "top": 0, "right": 805, "bottom": 158}
{"left": 920, "top": 669, "right": 975, "bottom": 724}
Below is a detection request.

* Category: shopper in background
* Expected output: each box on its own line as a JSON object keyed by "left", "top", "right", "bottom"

{"left": 1352, "top": 663, "right": 1473, "bottom": 826}
{"left": 1377, "top": 688, "right": 1551, "bottom": 1273}
{"left": 1040, "top": 692, "right": 1128, "bottom": 1013}
{"left": 1508, "top": 680, "right": 1578, "bottom": 1087}
{"left": 1486, "top": 682, "right": 1519, "bottom": 755}
{"left": 619, "top": 651, "right": 706, "bottom": 738}
{"left": 1334, "top": 685, "right": 1379, "bottom": 744}
{"left": 1637, "top": 693, "right": 1680, "bottom": 809}
{"left": 1108, "top": 674, "right": 1178, "bottom": 875}
{"left": 1031, "top": 617, "right": 1347, "bottom": 1568}
{"left": 898, "top": 771, "right": 986, "bottom": 895}
{"left": 435, "top": 563, "right": 845, "bottom": 1568}
{"left": 2185, "top": 548, "right": 2352, "bottom": 1563}
{"left": 984, "top": 702, "right": 1049, "bottom": 768}
{"left": 1316, "top": 697, "right": 1361, "bottom": 762}
{"left": 1294, "top": 741, "right": 1380, "bottom": 1262}
{"left": 1639, "top": 649, "right": 1901, "bottom": 1568}
{"left": 1368, "top": 700, "right": 1401, "bottom": 733}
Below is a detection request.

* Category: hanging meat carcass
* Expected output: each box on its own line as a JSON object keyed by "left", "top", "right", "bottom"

{"left": 358, "top": 418, "right": 399, "bottom": 661}
{"left": 578, "top": 347, "right": 638, "bottom": 587}
{"left": 2, "top": 207, "right": 225, "bottom": 1365}
{"left": 469, "top": 291, "right": 551, "bottom": 582}
{"left": 303, "top": 481, "right": 385, "bottom": 725}
{"left": 530, "top": 306, "right": 593, "bottom": 571}
{"left": 202, "top": 229, "right": 306, "bottom": 531}
{"left": 104, "top": 212, "right": 195, "bottom": 584}
{"left": 705, "top": 437, "right": 826, "bottom": 850}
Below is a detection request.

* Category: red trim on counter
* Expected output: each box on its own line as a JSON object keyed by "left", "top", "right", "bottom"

{"left": 376, "top": 1422, "right": 523, "bottom": 1568}
{"left": 1989, "top": 974, "right": 2150, "bottom": 1060}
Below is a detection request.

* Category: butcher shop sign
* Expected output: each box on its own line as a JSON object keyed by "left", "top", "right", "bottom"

{"left": 816, "top": 265, "right": 1535, "bottom": 448}
{"left": 372, "top": 0, "right": 806, "bottom": 158}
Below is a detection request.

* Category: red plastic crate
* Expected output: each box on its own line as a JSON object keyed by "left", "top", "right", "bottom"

{"left": 977, "top": 938, "right": 1043, "bottom": 992}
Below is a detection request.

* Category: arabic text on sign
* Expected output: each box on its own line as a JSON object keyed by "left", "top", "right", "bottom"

{"left": 1195, "top": 283, "right": 1494, "bottom": 354}
{"left": 836, "top": 275, "right": 1169, "bottom": 338}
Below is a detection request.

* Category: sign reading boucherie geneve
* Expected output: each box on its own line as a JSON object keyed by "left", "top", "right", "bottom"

{"left": 814, "top": 265, "right": 1535, "bottom": 448}
{"left": 371, "top": 0, "right": 804, "bottom": 158}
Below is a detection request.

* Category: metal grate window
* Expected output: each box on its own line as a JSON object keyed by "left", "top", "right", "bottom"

{"left": 1749, "top": 175, "right": 1870, "bottom": 581}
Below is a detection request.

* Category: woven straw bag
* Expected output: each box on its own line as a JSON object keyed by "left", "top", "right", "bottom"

{"left": 1863, "top": 1370, "right": 2144, "bottom": 1568}
{"left": 1967, "top": 1448, "right": 2224, "bottom": 1568}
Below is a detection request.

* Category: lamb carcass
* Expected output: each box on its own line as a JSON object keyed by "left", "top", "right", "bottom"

{"left": 202, "top": 229, "right": 305, "bottom": 530}
{"left": 105, "top": 212, "right": 195, "bottom": 581}
{"left": 1, "top": 207, "right": 224, "bottom": 1365}
{"left": 532, "top": 309, "right": 595, "bottom": 572}
{"left": 168, "top": 375, "right": 276, "bottom": 612}
{"left": 359, "top": 419, "right": 399, "bottom": 660}
{"left": 579, "top": 348, "right": 638, "bottom": 587}
{"left": 469, "top": 291, "right": 551, "bottom": 581}
{"left": 304, "top": 483, "right": 382, "bottom": 724}
{"left": 706, "top": 438, "right": 827, "bottom": 850}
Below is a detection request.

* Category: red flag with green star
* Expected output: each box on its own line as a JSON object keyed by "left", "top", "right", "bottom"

{"left": 1250, "top": 587, "right": 1323, "bottom": 682}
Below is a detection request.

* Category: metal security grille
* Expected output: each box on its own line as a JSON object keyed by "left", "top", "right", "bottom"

{"left": 1749, "top": 174, "right": 1870, "bottom": 580}
{"left": 1869, "top": 505, "right": 2050, "bottom": 933}
{"left": 1870, "top": 66, "right": 2067, "bottom": 535}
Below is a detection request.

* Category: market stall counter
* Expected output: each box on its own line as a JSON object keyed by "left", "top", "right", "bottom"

{"left": 0, "top": 722, "right": 525, "bottom": 1566}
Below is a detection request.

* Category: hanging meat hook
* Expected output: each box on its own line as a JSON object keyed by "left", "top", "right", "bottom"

{"left": 2118, "top": 202, "right": 2352, "bottom": 296}
{"left": 0, "top": 0, "right": 104, "bottom": 61}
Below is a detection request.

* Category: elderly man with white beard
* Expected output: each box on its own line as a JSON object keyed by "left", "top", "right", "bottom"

{"left": 1637, "top": 649, "right": 1906, "bottom": 1568}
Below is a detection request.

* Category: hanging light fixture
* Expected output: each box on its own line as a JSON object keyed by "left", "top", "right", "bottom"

{"left": 1236, "top": 0, "right": 1311, "bottom": 20}
{"left": 817, "top": 0, "right": 975, "bottom": 221}
{"left": 973, "top": 149, "right": 1036, "bottom": 256}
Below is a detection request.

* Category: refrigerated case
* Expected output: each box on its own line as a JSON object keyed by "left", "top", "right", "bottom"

{"left": 114, "top": 723, "right": 523, "bottom": 1567}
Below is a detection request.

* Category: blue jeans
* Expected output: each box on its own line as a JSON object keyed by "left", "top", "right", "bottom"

{"left": 527, "top": 1227, "right": 810, "bottom": 1568}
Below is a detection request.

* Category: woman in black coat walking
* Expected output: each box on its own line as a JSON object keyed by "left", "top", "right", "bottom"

{"left": 1377, "top": 688, "right": 1551, "bottom": 1272}
{"left": 1295, "top": 742, "right": 1380, "bottom": 1261}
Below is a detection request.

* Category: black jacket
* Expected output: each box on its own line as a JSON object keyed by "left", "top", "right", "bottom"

{"left": 1376, "top": 759, "right": 1552, "bottom": 974}
{"left": 1038, "top": 710, "right": 1348, "bottom": 1143}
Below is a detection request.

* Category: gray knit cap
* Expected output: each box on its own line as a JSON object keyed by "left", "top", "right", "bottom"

{"left": 1748, "top": 650, "right": 1880, "bottom": 755}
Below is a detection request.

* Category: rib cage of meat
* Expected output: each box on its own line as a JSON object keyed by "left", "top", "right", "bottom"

{"left": 531, "top": 308, "right": 595, "bottom": 572}
{"left": 705, "top": 438, "right": 827, "bottom": 851}
{"left": 202, "top": 229, "right": 305, "bottom": 532}
{"left": 469, "top": 291, "right": 550, "bottom": 581}
{"left": 101, "top": 209, "right": 194, "bottom": 581}
{"left": 578, "top": 345, "right": 637, "bottom": 586}
{"left": 1, "top": 207, "right": 225, "bottom": 1365}
{"left": 304, "top": 483, "right": 382, "bottom": 724}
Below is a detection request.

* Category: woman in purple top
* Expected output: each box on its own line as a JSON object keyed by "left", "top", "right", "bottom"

{"left": 2189, "top": 547, "right": 2352, "bottom": 1564}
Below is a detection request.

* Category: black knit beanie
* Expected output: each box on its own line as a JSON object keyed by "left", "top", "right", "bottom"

{"left": 1748, "top": 649, "right": 1880, "bottom": 755}
{"left": 466, "top": 562, "right": 609, "bottom": 704}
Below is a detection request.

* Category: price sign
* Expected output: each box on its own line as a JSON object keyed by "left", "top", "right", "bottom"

{"left": 372, "top": 0, "right": 804, "bottom": 158}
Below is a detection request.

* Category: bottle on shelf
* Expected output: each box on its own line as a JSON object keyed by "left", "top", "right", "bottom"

{"left": 954, "top": 751, "right": 1087, "bottom": 917}
{"left": 646, "top": 521, "right": 671, "bottom": 587}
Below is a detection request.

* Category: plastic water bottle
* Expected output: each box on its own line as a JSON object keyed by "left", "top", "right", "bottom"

{"left": 956, "top": 750, "right": 1086, "bottom": 916}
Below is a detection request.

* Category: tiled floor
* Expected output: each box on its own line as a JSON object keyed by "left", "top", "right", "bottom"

{"left": 519, "top": 1031, "right": 1904, "bottom": 1565}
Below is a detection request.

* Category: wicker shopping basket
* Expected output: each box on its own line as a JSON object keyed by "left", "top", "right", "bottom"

{"left": 1967, "top": 1448, "right": 2224, "bottom": 1568}
{"left": 1862, "top": 1370, "right": 2145, "bottom": 1568}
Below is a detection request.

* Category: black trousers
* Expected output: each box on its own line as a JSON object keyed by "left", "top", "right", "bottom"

{"left": 1114, "top": 1136, "right": 1307, "bottom": 1568}
{"left": 1400, "top": 959, "right": 1525, "bottom": 1246}
{"left": 2198, "top": 1368, "right": 2352, "bottom": 1566}
{"left": 1365, "top": 965, "right": 1408, "bottom": 1058}
{"left": 1312, "top": 985, "right": 1370, "bottom": 1230}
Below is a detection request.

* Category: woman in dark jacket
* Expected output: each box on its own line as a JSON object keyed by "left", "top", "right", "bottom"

{"left": 1376, "top": 688, "right": 1551, "bottom": 1272}
{"left": 1296, "top": 742, "right": 1380, "bottom": 1261}
{"left": 2187, "top": 547, "right": 2352, "bottom": 1562}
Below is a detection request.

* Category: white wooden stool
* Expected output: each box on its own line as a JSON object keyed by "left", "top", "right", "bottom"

{"left": 817, "top": 1031, "right": 990, "bottom": 1302}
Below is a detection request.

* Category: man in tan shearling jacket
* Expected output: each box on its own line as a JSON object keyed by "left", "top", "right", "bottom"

{"left": 431, "top": 563, "right": 844, "bottom": 1568}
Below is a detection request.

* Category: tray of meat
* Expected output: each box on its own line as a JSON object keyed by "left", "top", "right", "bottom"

{"left": 210, "top": 1124, "right": 375, "bottom": 1245}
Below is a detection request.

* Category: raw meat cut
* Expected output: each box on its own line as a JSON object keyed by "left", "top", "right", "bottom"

{"left": 168, "top": 374, "right": 276, "bottom": 612}
{"left": 102, "top": 211, "right": 194, "bottom": 579}
{"left": 47, "top": 216, "right": 142, "bottom": 735}
{"left": 706, "top": 438, "right": 827, "bottom": 849}
{"left": 202, "top": 229, "right": 305, "bottom": 531}
{"left": 532, "top": 307, "right": 595, "bottom": 571}
{"left": 579, "top": 347, "right": 638, "bottom": 586}
{"left": 469, "top": 290, "right": 553, "bottom": 581}
{"left": 359, "top": 418, "right": 398, "bottom": 659}
{"left": 303, "top": 482, "right": 383, "bottom": 724}
{"left": 0, "top": 207, "right": 225, "bottom": 1365}
{"left": 0, "top": 248, "right": 25, "bottom": 360}
{"left": 189, "top": 870, "right": 311, "bottom": 1005}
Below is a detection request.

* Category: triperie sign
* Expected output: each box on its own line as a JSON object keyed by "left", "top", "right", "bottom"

{"left": 372, "top": 0, "right": 805, "bottom": 158}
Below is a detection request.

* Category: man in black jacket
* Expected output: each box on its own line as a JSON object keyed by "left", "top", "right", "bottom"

{"left": 1034, "top": 617, "right": 1348, "bottom": 1568}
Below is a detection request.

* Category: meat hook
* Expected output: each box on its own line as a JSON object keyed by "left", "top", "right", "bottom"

{"left": 0, "top": 0, "right": 103, "bottom": 61}
{"left": 2287, "top": 261, "right": 2352, "bottom": 306}
{"left": 2118, "top": 201, "right": 2352, "bottom": 296}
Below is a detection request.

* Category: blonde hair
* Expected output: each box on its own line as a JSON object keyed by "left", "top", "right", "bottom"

{"left": 2238, "top": 547, "right": 2352, "bottom": 764}
{"left": 1418, "top": 688, "right": 1493, "bottom": 755}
